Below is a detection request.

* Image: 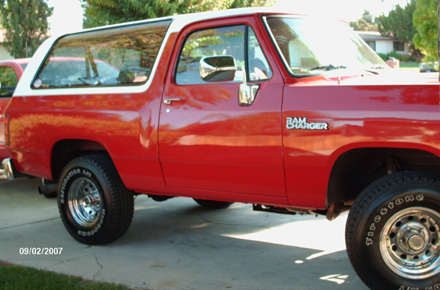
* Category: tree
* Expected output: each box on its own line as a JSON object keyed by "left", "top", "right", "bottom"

{"left": 361, "top": 10, "right": 374, "bottom": 24}
{"left": 0, "top": 0, "right": 53, "bottom": 58}
{"left": 81, "top": 0, "right": 274, "bottom": 28}
{"left": 413, "top": 0, "right": 438, "bottom": 61}
{"left": 349, "top": 10, "right": 378, "bottom": 31}
{"left": 377, "top": 1, "right": 416, "bottom": 43}
{"left": 376, "top": 0, "right": 420, "bottom": 57}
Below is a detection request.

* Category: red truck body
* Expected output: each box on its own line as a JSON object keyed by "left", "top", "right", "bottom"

{"left": 0, "top": 58, "right": 29, "bottom": 159}
{"left": 3, "top": 9, "right": 440, "bottom": 289}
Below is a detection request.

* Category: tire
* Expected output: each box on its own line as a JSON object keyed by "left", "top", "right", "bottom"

{"left": 58, "top": 154, "right": 134, "bottom": 245}
{"left": 193, "top": 198, "right": 233, "bottom": 209}
{"left": 346, "top": 171, "right": 440, "bottom": 290}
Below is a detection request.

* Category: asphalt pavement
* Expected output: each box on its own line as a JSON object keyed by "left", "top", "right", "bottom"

{"left": 0, "top": 174, "right": 368, "bottom": 290}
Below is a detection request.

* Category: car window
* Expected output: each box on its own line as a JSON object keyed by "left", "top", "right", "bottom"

{"left": 248, "top": 27, "right": 272, "bottom": 81}
{"left": 264, "top": 16, "right": 386, "bottom": 76}
{"left": 0, "top": 66, "right": 18, "bottom": 98}
{"left": 33, "top": 20, "right": 171, "bottom": 89}
{"left": 176, "top": 25, "right": 245, "bottom": 85}
{"left": 176, "top": 25, "right": 272, "bottom": 85}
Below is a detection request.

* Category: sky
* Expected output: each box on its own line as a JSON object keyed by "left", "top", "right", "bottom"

{"left": 273, "top": 0, "right": 411, "bottom": 21}
{"left": 46, "top": 0, "right": 411, "bottom": 35}
{"left": 47, "top": 0, "right": 83, "bottom": 35}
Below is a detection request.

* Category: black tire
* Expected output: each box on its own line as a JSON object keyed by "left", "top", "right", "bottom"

{"left": 346, "top": 171, "right": 440, "bottom": 290}
{"left": 193, "top": 198, "right": 233, "bottom": 209}
{"left": 58, "top": 154, "right": 134, "bottom": 245}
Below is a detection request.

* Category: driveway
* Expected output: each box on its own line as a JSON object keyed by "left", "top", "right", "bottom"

{"left": 0, "top": 175, "right": 368, "bottom": 290}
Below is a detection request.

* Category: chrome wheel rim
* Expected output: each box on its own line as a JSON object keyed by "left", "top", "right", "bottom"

{"left": 68, "top": 177, "right": 102, "bottom": 227}
{"left": 380, "top": 206, "right": 440, "bottom": 279}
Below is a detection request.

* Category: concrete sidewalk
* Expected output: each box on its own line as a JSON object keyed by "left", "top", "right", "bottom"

{"left": 0, "top": 176, "right": 368, "bottom": 290}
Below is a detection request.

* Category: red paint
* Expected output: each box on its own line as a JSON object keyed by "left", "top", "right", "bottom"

{"left": 0, "top": 58, "right": 30, "bottom": 159}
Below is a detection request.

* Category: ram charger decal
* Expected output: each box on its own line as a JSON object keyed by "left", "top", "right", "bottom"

{"left": 286, "top": 117, "right": 329, "bottom": 130}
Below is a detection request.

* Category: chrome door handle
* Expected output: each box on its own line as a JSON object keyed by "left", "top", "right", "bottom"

{"left": 163, "top": 97, "right": 184, "bottom": 105}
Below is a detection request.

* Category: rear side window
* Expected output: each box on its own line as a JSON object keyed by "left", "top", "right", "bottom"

{"left": 33, "top": 20, "right": 170, "bottom": 89}
{"left": 0, "top": 66, "right": 18, "bottom": 98}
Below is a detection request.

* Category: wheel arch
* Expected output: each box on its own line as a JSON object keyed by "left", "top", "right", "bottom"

{"left": 327, "top": 145, "right": 440, "bottom": 209}
{"left": 50, "top": 139, "right": 108, "bottom": 181}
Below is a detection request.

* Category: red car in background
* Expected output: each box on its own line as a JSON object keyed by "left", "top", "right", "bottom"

{"left": 0, "top": 58, "right": 30, "bottom": 160}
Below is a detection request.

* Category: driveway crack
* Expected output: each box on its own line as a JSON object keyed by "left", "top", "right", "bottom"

{"left": 92, "top": 254, "right": 104, "bottom": 279}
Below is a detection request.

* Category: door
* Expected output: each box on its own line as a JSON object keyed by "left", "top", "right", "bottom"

{"left": 159, "top": 22, "right": 285, "bottom": 197}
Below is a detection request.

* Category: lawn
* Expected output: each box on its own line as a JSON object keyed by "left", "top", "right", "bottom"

{"left": 0, "top": 261, "right": 134, "bottom": 290}
{"left": 400, "top": 62, "right": 420, "bottom": 69}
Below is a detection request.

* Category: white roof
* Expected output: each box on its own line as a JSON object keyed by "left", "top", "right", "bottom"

{"left": 56, "top": 7, "right": 288, "bottom": 37}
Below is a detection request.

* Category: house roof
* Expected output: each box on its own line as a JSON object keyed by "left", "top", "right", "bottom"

{"left": 356, "top": 31, "right": 398, "bottom": 41}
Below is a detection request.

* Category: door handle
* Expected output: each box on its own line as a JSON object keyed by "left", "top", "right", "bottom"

{"left": 163, "top": 97, "right": 184, "bottom": 105}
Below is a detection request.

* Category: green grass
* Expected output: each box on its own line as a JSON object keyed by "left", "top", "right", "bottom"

{"left": 0, "top": 262, "right": 133, "bottom": 290}
{"left": 400, "top": 62, "right": 420, "bottom": 69}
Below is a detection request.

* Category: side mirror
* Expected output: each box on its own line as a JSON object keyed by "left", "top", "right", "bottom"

{"left": 238, "top": 66, "right": 259, "bottom": 106}
{"left": 200, "top": 55, "right": 236, "bottom": 82}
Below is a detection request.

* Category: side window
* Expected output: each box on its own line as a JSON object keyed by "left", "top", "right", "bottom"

{"left": 176, "top": 25, "right": 272, "bottom": 85}
{"left": 0, "top": 66, "right": 18, "bottom": 98}
{"left": 33, "top": 20, "right": 171, "bottom": 89}
{"left": 176, "top": 25, "right": 245, "bottom": 85}
{"left": 248, "top": 27, "right": 272, "bottom": 81}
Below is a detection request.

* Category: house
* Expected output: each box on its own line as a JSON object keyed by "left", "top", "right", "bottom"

{"left": 357, "top": 31, "right": 409, "bottom": 57}
{"left": 0, "top": 30, "right": 13, "bottom": 60}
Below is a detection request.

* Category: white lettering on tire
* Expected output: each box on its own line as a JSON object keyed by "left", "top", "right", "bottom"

{"left": 365, "top": 194, "right": 424, "bottom": 246}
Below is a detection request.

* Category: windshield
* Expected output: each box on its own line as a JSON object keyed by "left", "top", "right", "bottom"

{"left": 264, "top": 16, "right": 387, "bottom": 77}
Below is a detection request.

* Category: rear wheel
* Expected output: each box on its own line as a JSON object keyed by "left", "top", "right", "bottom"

{"left": 193, "top": 199, "right": 233, "bottom": 209}
{"left": 58, "top": 154, "right": 134, "bottom": 245}
{"left": 346, "top": 171, "right": 440, "bottom": 289}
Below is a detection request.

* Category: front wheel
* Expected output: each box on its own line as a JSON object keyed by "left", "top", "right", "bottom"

{"left": 58, "top": 154, "right": 134, "bottom": 245}
{"left": 346, "top": 171, "right": 440, "bottom": 289}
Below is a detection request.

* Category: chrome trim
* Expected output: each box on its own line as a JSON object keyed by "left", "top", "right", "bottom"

{"left": 2, "top": 158, "right": 15, "bottom": 180}
{"left": 163, "top": 97, "right": 184, "bottom": 105}
{"left": 239, "top": 83, "right": 259, "bottom": 106}
{"left": 200, "top": 55, "right": 236, "bottom": 81}
{"left": 68, "top": 177, "right": 103, "bottom": 227}
{"left": 238, "top": 64, "right": 259, "bottom": 106}
{"left": 380, "top": 206, "right": 440, "bottom": 279}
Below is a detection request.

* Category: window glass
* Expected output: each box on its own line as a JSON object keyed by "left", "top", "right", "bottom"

{"left": 33, "top": 20, "right": 170, "bottom": 89}
{"left": 393, "top": 41, "right": 404, "bottom": 52}
{"left": 366, "top": 41, "right": 376, "bottom": 51}
{"left": 265, "top": 16, "right": 387, "bottom": 76}
{"left": 176, "top": 25, "right": 272, "bottom": 85}
{"left": 0, "top": 66, "right": 18, "bottom": 97}
{"left": 248, "top": 27, "right": 272, "bottom": 81}
{"left": 176, "top": 25, "right": 245, "bottom": 85}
